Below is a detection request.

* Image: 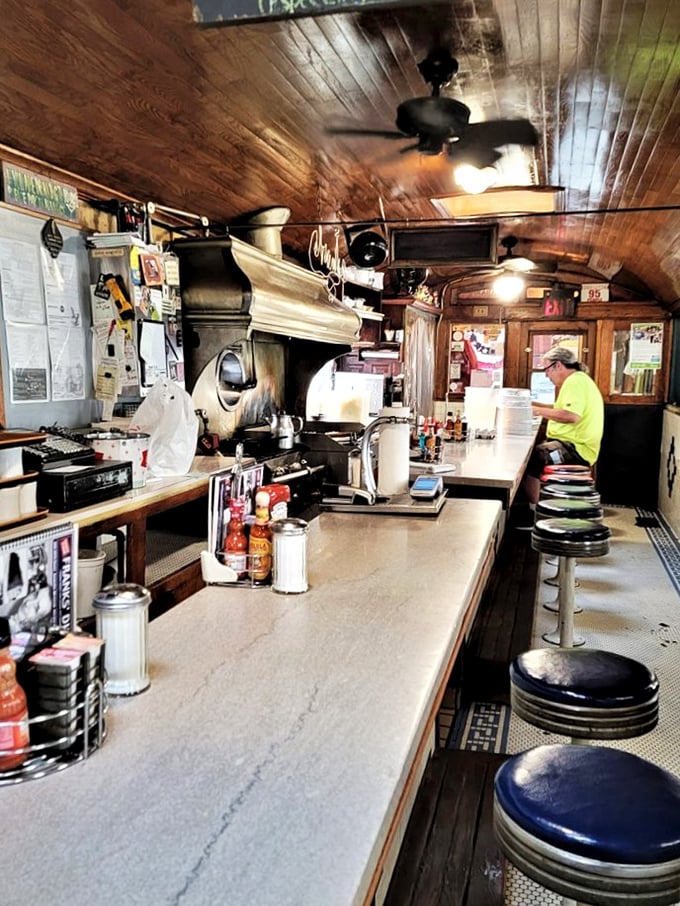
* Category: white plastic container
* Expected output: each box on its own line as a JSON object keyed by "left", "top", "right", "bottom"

{"left": 76, "top": 548, "right": 106, "bottom": 619}
{"left": 85, "top": 431, "right": 150, "bottom": 489}
{"left": 464, "top": 387, "right": 498, "bottom": 432}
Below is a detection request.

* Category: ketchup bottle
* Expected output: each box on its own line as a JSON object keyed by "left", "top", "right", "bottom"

{"left": 0, "top": 617, "right": 30, "bottom": 772}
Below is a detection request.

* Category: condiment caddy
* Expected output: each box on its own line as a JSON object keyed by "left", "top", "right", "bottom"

{"left": 202, "top": 458, "right": 308, "bottom": 593}
{"left": 0, "top": 626, "right": 107, "bottom": 786}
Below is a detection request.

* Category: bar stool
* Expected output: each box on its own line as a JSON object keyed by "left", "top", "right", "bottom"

{"left": 531, "top": 518, "right": 610, "bottom": 647}
{"left": 543, "top": 463, "right": 593, "bottom": 476}
{"left": 540, "top": 473, "right": 595, "bottom": 491}
{"left": 510, "top": 648, "right": 659, "bottom": 742}
{"left": 536, "top": 498, "right": 605, "bottom": 610}
{"left": 540, "top": 483, "right": 601, "bottom": 504}
{"left": 494, "top": 745, "right": 680, "bottom": 905}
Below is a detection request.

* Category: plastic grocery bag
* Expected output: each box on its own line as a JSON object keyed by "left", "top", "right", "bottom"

{"left": 130, "top": 378, "right": 199, "bottom": 478}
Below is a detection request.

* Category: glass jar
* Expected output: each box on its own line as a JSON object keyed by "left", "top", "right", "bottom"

{"left": 93, "top": 583, "right": 150, "bottom": 696}
{"left": 271, "top": 519, "right": 309, "bottom": 594}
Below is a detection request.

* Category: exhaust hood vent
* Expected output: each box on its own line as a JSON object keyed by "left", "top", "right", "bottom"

{"left": 172, "top": 236, "right": 361, "bottom": 346}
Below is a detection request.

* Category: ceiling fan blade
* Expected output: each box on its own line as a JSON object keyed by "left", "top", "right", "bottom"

{"left": 463, "top": 119, "right": 538, "bottom": 149}
{"left": 325, "top": 126, "right": 407, "bottom": 140}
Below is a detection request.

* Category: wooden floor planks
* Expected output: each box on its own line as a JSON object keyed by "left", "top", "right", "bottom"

{"left": 382, "top": 522, "right": 541, "bottom": 906}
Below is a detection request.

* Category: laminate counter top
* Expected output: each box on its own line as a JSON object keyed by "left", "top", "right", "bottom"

{"left": 2, "top": 498, "right": 502, "bottom": 906}
{"left": 411, "top": 425, "right": 539, "bottom": 507}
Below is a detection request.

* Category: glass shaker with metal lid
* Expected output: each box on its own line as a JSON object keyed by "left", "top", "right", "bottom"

{"left": 271, "top": 519, "right": 309, "bottom": 594}
{"left": 93, "top": 583, "right": 150, "bottom": 696}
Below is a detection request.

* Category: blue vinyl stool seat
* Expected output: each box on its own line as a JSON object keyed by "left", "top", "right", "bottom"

{"left": 494, "top": 744, "right": 680, "bottom": 905}
{"left": 510, "top": 648, "right": 659, "bottom": 740}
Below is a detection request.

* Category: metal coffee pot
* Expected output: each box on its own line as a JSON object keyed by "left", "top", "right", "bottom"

{"left": 272, "top": 412, "right": 304, "bottom": 450}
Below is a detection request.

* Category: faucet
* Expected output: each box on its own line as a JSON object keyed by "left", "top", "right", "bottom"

{"left": 359, "top": 414, "right": 410, "bottom": 505}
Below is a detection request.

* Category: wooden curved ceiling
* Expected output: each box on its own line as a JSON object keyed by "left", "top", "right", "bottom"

{"left": 1, "top": 0, "right": 678, "bottom": 304}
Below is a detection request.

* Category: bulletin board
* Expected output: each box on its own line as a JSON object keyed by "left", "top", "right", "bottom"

{"left": 0, "top": 206, "right": 98, "bottom": 430}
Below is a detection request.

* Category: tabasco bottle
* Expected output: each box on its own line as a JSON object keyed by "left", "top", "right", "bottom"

{"left": 223, "top": 500, "right": 248, "bottom": 580}
{"left": 0, "top": 617, "right": 30, "bottom": 772}
{"left": 248, "top": 490, "right": 273, "bottom": 585}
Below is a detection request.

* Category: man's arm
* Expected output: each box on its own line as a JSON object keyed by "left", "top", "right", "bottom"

{"left": 532, "top": 402, "right": 581, "bottom": 423}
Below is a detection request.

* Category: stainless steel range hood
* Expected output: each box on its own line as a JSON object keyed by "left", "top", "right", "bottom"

{"left": 172, "top": 235, "right": 361, "bottom": 345}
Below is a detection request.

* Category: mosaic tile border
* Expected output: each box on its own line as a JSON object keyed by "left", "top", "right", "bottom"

{"left": 447, "top": 702, "right": 511, "bottom": 753}
{"left": 638, "top": 507, "right": 680, "bottom": 595}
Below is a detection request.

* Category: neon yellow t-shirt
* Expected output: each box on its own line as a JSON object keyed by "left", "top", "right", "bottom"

{"left": 546, "top": 370, "right": 604, "bottom": 464}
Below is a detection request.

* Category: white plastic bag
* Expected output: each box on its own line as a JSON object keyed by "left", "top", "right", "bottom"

{"left": 130, "top": 378, "right": 199, "bottom": 478}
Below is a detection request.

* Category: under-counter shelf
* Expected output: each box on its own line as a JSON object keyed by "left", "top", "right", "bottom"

{"left": 0, "top": 507, "right": 48, "bottom": 533}
{"left": 0, "top": 429, "right": 46, "bottom": 448}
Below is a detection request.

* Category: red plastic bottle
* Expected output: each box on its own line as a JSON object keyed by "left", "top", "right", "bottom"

{"left": 0, "top": 617, "right": 30, "bottom": 772}
{"left": 223, "top": 501, "right": 248, "bottom": 580}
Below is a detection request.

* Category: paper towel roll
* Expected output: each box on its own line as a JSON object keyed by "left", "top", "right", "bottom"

{"left": 377, "top": 406, "right": 410, "bottom": 497}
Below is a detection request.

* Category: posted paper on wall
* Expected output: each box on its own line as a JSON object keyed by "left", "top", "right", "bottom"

{"left": 5, "top": 322, "right": 50, "bottom": 403}
{"left": 0, "top": 238, "right": 44, "bottom": 324}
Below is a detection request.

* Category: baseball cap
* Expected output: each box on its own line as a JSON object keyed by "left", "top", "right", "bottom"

{"left": 542, "top": 346, "right": 578, "bottom": 367}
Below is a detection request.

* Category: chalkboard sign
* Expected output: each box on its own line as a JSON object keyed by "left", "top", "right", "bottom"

{"left": 193, "top": 0, "right": 409, "bottom": 25}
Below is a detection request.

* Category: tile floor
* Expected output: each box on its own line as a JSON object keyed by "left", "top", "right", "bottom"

{"left": 445, "top": 505, "right": 680, "bottom": 906}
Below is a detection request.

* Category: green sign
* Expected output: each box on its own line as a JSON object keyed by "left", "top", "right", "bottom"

{"left": 2, "top": 162, "right": 79, "bottom": 223}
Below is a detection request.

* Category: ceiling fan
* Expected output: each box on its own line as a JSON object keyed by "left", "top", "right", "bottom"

{"left": 458, "top": 236, "right": 558, "bottom": 279}
{"left": 326, "top": 48, "right": 538, "bottom": 168}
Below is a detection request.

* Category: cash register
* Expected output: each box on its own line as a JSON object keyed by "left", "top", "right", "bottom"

{"left": 23, "top": 428, "right": 132, "bottom": 512}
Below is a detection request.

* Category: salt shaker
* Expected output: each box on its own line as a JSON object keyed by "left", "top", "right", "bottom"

{"left": 271, "top": 519, "right": 309, "bottom": 594}
{"left": 93, "top": 583, "right": 151, "bottom": 696}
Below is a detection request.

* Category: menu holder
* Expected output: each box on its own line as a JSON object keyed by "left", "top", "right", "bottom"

{"left": 0, "top": 522, "right": 77, "bottom": 643}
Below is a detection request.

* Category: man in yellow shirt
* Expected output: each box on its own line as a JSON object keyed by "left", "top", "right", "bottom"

{"left": 523, "top": 346, "right": 604, "bottom": 505}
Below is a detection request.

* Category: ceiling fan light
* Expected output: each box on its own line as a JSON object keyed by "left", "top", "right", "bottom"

{"left": 493, "top": 272, "right": 525, "bottom": 301}
{"left": 453, "top": 164, "right": 497, "bottom": 194}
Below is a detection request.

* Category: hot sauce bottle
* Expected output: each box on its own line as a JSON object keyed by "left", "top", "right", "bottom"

{"left": 248, "top": 490, "right": 273, "bottom": 585}
{"left": 0, "top": 617, "right": 30, "bottom": 772}
{"left": 223, "top": 500, "right": 248, "bottom": 580}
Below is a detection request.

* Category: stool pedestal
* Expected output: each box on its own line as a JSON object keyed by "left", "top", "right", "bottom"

{"left": 543, "top": 556, "right": 584, "bottom": 646}
{"left": 532, "top": 518, "right": 610, "bottom": 648}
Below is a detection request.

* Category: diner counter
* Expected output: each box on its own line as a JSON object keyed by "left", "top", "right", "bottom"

{"left": 1, "top": 498, "right": 502, "bottom": 906}
{"left": 411, "top": 425, "right": 539, "bottom": 508}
